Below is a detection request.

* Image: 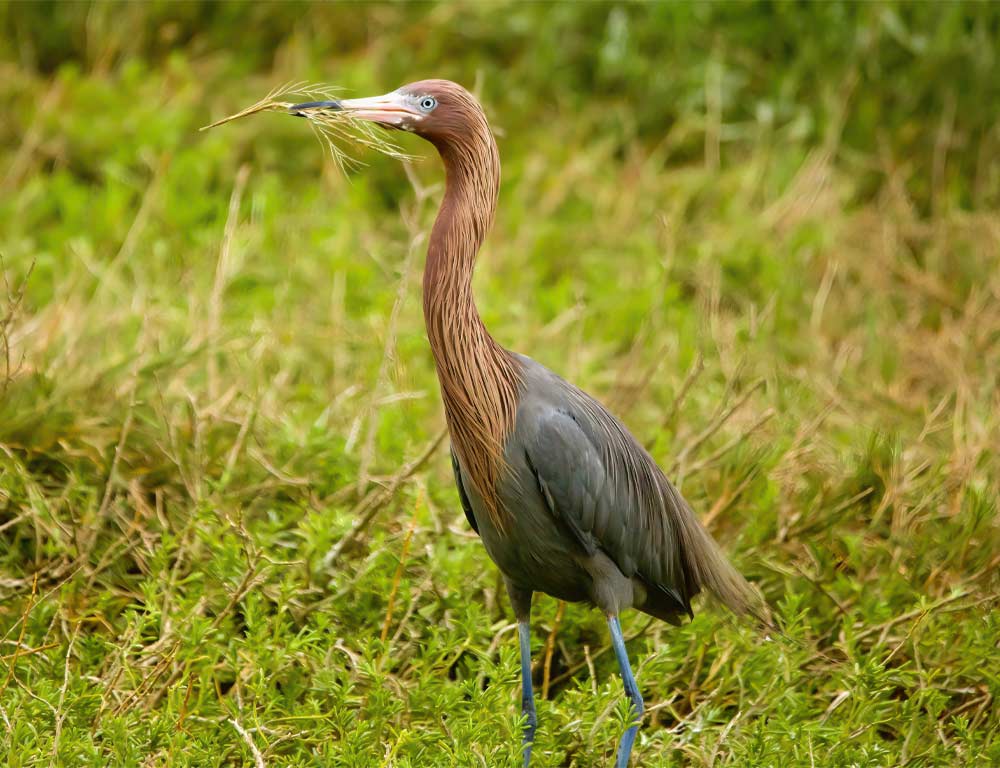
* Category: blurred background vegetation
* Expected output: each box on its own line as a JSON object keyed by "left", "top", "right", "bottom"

{"left": 1, "top": 2, "right": 998, "bottom": 766}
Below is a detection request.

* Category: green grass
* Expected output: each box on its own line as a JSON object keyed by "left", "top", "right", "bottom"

{"left": 1, "top": 3, "right": 998, "bottom": 766}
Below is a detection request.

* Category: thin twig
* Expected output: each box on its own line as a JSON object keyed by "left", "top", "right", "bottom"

{"left": 0, "top": 642, "right": 59, "bottom": 661}
{"left": 51, "top": 622, "right": 79, "bottom": 762}
{"left": 229, "top": 717, "right": 266, "bottom": 768}
{"left": 583, "top": 644, "right": 598, "bottom": 695}
{"left": 0, "top": 573, "right": 37, "bottom": 700}
{"left": 380, "top": 490, "right": 422, "bottom": 643}
{"left": 541, "top": 601, "right": 566, "bottom": 699}
{"left": 108, "top": 642, "right": 179, "bottom": 717}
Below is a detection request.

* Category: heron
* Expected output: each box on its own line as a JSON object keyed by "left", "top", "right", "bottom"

{"left": 289, "top": 80, "right": 765, "bottom": 767}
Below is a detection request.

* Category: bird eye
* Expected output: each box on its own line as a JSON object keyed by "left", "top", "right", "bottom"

{"left": 419, "top": 96, "right": 437, "bottom": 112}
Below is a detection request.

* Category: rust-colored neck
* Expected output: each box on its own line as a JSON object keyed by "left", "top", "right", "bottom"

{"left": 423, "top": 126, "right": 520, "bottom": 528}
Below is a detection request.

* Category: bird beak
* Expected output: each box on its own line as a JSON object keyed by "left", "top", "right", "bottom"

{"left": 289, "top": 92, "right": 420, "bottom": 128}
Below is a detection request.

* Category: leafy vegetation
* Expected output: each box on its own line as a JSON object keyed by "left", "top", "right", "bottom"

{"left": 1, "top": 3, "right": 998, "bottom": 766}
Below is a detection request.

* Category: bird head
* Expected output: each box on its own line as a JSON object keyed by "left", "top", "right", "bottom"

{"left": 290, "top": 79, "right": 488, "bottom": 150}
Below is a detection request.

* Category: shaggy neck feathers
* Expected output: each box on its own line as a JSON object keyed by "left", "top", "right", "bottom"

{"left": 422, "top": 97, "right": 520, "bottom": 529}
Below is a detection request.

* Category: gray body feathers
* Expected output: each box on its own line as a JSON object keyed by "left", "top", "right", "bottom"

{"left": 453, "top": 354, "right": 762, "bottom": 624}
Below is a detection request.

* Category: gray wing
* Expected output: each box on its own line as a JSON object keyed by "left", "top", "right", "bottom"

{"left": 522, "top": 399, "right": 696, "bottom": 617}
{"left": 452, "top": 448, "right": 479, "bottom": 535}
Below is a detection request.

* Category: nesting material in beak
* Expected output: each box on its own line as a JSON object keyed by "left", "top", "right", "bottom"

{"left": 201, "top": 82, "right": 413, "bottom": 171}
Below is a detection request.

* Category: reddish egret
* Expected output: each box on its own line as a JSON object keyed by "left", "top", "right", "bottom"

{"left": 290, "top": 81, "right": 764, "bottom": 767}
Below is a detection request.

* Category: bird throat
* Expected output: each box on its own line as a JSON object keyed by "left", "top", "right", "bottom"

{"left": 423, "top": 137, "right": 521, "bottom": 530}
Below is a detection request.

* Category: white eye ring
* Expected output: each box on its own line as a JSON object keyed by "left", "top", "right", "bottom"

{"left": 419, "top": 96, "right": 437, "bottom": 112}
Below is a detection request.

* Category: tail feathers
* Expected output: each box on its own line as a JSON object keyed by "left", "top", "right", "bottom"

{"left": 676, "top": 499, "right": 773, "bottom": 630}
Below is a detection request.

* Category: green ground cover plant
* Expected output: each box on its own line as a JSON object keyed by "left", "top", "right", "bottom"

{"left": 1, "top": 3, "right": 997, "bottom": 766}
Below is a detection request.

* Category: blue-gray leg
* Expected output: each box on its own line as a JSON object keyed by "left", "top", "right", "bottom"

{"left": 517, "top": 621, "right": 537, "bottom": 766}
{"left": 608, "top": 615, "right": 644, "bottom": 768}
